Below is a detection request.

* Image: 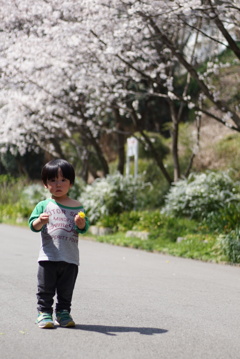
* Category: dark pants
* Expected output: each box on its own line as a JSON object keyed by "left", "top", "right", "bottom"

{"left": 37, "top": 261, "right": 78, "bottom": 314}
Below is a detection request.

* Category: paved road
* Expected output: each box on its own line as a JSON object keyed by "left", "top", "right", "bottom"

{"left": 0, "top": 224, "right": 240, "bottom": 359}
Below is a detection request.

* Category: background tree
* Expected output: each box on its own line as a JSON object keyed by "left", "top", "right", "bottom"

{"left": 0, "top": 0, "right": 239, "bottom": 181}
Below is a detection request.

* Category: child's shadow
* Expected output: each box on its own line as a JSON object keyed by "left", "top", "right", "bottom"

{"left": 74, "top": 324, "right": 168, "bottom": 336}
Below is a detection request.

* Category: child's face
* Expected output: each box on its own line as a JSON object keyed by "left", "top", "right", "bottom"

{"left": 44, "top": 168, "right": 72, "bottom": 200}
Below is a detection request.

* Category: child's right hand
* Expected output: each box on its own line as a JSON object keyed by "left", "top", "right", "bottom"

{"left": 39, "top": 213, "right": 50, "bottom": 225}
{"left": 32, "top": 213, "right": 49, "bottom": 231}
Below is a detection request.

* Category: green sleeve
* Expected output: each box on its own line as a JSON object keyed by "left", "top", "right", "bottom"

{"left": 28, "top": 200, "right": 48, "bottom": 232}
{"left": 75, "top": 216, "right": 90, "bottom": 234}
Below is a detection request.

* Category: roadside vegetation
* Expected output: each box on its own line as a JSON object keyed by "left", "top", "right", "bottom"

{"left": 1, "top": 170, "right": 240, "bottom": 265}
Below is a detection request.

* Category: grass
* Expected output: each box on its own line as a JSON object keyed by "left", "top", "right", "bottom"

{"left": 214, "top": 134, "right": 240, "bottom": 178}
{"left": 92, "top": 210, "right": 229, "bottom": 263}
{"left": 91, "top": 231, "right": 227, "bottom": 264}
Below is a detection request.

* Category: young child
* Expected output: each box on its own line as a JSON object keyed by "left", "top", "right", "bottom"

{"left": 29, "top": 159, "right": 89, "bottom": 329}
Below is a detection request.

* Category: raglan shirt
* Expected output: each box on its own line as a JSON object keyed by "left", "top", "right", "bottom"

{"left": 28, "top": 199, "right": 89, "bottom": 266}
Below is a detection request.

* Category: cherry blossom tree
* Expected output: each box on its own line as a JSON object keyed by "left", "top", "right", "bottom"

{"left": 0, "top": 0, "right": 239, "bottom": 182}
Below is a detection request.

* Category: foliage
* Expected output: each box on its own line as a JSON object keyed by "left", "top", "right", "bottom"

{"left": 136, "top": 132, "right": 170, "bottom": 160}
{"left": 136, "top": 182, "right": 169, "bottom": 209}
{"left": 118, "top": 211, "right": 142, "bottom": 231}
{"left": 162, "top": 171, "right": 240, "bottom": 220}
{"left": 96, "top": 211, "right": 142, "bottom": 232}
{"left": 0, "top": 202, "right": 32, "bottom": 223}
{"left": 217, "top": 45, "right": 240, "bottom": 65}
{"left": 202, "top": 202, "right": 240, "bottom": 233}
{"left": 0, "top": 175, "right": 31, "bottom": 222}
{"left": 0, "top": 175, "right": 27, "bottom": 204}
{"left": 96, "top": 229, "right": 222, "bottom": 262}
{"left": 68, "top": 177, "right": 86, "bottom": 200}
{"left": 97, "top": 214, "right": 120, "bottom": 231}
{"left": 116, "top": 157, "right": 170, "bottom": 209}
{"left": 79, "top": 173, "right": 149, "bottom": 224}
{"left": 135, "top": 212, "right": 198, "bottom": 242}
{"left": 0, "top": 149, "right": 45, "bottom": 179}
{"left": 214, "top": 134, "right": 240, "bottom": 176}
{"left": 0, "top": 179, "right": 43, "bottom": 222}
{"left": 0, "top": 171, "right": 238, "bottom": 264}
{"left": 218, "top": 228, "right": 240, "bottom": 263}
{"left": 21, "top": 183, "right": 49, "bottom": 207}
{"left": 100, "top": 210, "right": 199, "bottom": 242}
{"left": 160, "top": 234, "right": 223, "bottom": 262}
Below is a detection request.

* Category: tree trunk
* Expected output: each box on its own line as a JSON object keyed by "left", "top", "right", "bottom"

{"left": 169, "top": 101, "right": 180, "bottom": 181}
{"left": 140, "top": 130, "right": 173, "bottom": 184}
{"left": 112, "top": 106, "right": 126, "bottom": 175}
{"left": 207, "top": 0, "right": 240, "bottom": 60}
{"left": 83, "top": 126, "right": 109, "bottom": 176}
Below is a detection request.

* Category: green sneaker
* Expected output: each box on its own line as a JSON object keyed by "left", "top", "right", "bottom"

{"left": 55, "top": 310, "right": 75, "bottom": 327}
{"left": 36, "top": 312, "right": 54, "bottom": 329}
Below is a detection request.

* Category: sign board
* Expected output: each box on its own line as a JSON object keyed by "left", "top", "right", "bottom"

{"left": 127, "top": 137, "right": 138, "bottom": 157}
{"left": 126, "top": 137, "right": 138, "bottom": 177}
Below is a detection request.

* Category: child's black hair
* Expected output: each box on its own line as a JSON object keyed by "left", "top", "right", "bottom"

{"left": 41, "top": 159, "right": 75, "bottom": 185}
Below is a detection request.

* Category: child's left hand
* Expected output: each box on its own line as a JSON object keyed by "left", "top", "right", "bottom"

{"left": 75, "top": 212, "right": 86, "bottom": 229}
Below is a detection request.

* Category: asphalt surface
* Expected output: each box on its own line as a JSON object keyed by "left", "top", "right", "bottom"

{"left": 0, "top": 223, "right": 240, "bottom": 359}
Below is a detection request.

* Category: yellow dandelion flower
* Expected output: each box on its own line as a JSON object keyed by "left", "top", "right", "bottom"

{"left": 78, "top": 211, "right": 86, "bottom": 218}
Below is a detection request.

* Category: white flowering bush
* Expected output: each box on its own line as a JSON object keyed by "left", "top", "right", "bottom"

{"left": 21, "top": 184, "right": 49, "bottom": 206}
{"left": 79, "top": 173, "right": 148, "bottom": 224}
{"left": 162, "top": 171, "right": 240, "bottom": 219}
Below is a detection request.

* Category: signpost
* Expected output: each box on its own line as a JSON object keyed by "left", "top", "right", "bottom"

{"left": 126, "top": 136, "right": 138, "bottom": 178}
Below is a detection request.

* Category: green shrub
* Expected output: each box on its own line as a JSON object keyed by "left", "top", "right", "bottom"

{"left": 138, "top": 211, "right": 198, "bottom": 241}
{"left": 218, "top": 228, "right": 240, "bottom": 263}
{"left": 118, "top": 211, "right": 142, "bottom": 231}
{"left": 97, "top": 214, "right": 120, "bottom": 231}
{"left": 132, "top": 211, "right": 166, "bottom": 232}
{"left": 0, "top": 175, "right": 26, "bottom": 204}
{"left": 0, "top": 179, "right": 48, "bottom": 222}
{"left": 158, "top": 217, "right": 197, "bottom": 241}
{"left": 203, "top": 202, "right": 240, "bottom": 233}
{"left": 162, "top": 171, "right": 240, "bottom": 220}
{"left": 0, "top": 202, "right": 32, "bottom": 221}
{"left": 115, "top": 210, "right": 199, "bottom": 242}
